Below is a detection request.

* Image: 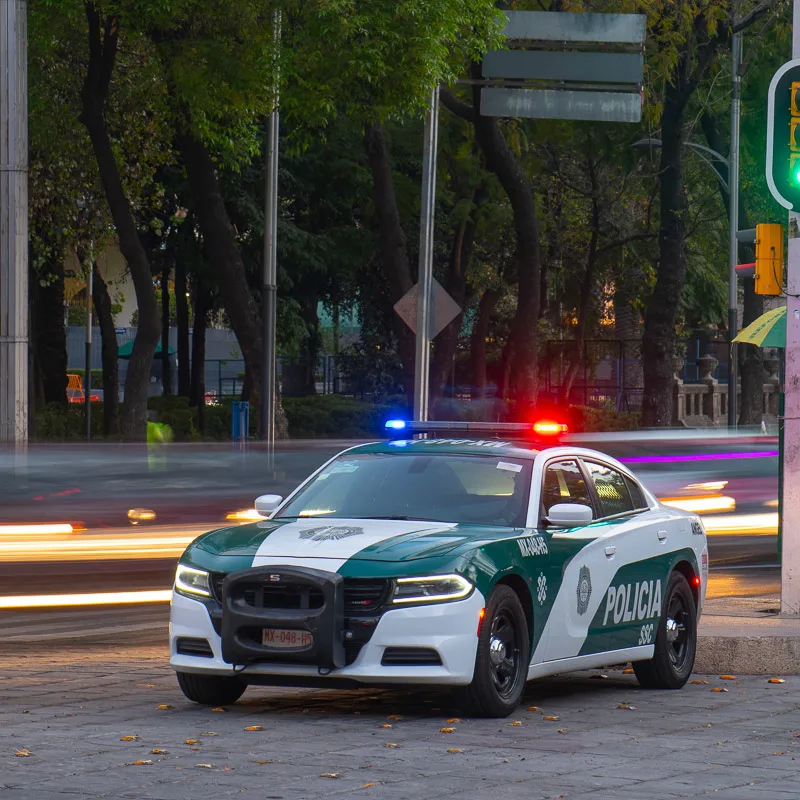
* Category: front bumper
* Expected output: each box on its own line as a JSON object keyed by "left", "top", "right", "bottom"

{"left": 169, "top": 585, "right": 484, "bottom": 686}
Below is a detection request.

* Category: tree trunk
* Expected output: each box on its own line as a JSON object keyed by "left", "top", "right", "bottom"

{"left": 32, "top": 258, "right": 68, "bottom": 406}
{"left": 471, "top": 288, "right": 501, "bottom": 400}
{"left": 161, "top": 262, "right": 172, "bottom": 396}
{"left": 300, "top": 292, "right": 321, "bottom": 395}
{"left": 79, "top": 5, "right": 159, "bottom": 441}
{"left": 363, "top": 123, "right": 416, "bottom": 397}
{"left": 175, "top": 259, "right": 190, "bottom": 396}
{"left": 642, "top": 84, "right": 687, "bottom": 427}
{"left": 190, "top": 282, "right": 208, "bottom": 432}
{"left": 178, "top": 132, "right": 264, "bottom": 403}
{"left": 92, "top": 265, "right": 120, "bottom": 435}
{"left": 469, "top": 69, "right": 541, "bottom": 407}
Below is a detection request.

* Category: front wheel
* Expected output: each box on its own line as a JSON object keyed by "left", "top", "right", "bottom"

{"left": 633, "top": 571, "right": 697, "bottom": 690}
{"left": 176, "top": 671, "right": 247, "bottom": 705}
{"left": 457, "top": 585, "right": 530, "bottom": 717}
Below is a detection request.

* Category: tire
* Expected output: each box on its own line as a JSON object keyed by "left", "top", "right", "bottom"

{"left": 458, "top": 585, "right": 530, "bottom": 717}
{"left": 633, "top": 571, "right": 697, "bottom": 690}
{"left": 176, "top": 671, "right": 247, "bottom": 705}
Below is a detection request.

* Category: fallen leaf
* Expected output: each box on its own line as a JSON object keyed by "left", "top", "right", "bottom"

{"left": 151, "top": 749, "right": 169, "bottom": 755}
{"left": 156, "top": 704, "right": 173, "bottom": 710}
{"left": 15, "top": 749, "right": 33, "bottom": 757}
{"left": 622, "top": 668, "right": 634, "bottom": 675}
{"left": 690, "top": 680, "right": 709, "bottom": 685}
{"left": 252, "top": 760, "right": 272, "bottom": 765}
{"left": 511, "top": 721, "right": 522, "bottom": 727}
{"left": 440, "top": 727, "right": 456, "bottom": 733}
{"left": 381, "top": 724, "right": 392, "bottom": 729}
{"left": 362, "top": 782, "right": 376, "bottom": 788}
{"left": 321, "top": 773, "right": 342, "bottom": 779}
{"left": 447, "top": 718, "right": 462, "bottom": 724}
{"left": 384, "top": 743, "right": 401, "bottom": 748}
{"left": 704, "top": 724, "right": 712, "bottom": 728}
{"left": 557, "top": 729, "right": 567, "bottom": 734}
{"left": 447, "top": 748, "right": 464, "bottom": 754}
{"left": 769, "top": 678, "right": 787, "bottom": 684}
{"left": 617, "top": 704, "right": 636, "bottom": 711}
{"left": 200, "top": 732, "right": 218, "bottom": 737}
{"left": 120, "top": 736, "right": 139, "bottom": 741}
{"left": 223, "top": 767, "right": 232, "bottom": 772}
{"left": 527, "top": 706, "right": 539, "bottom": 712}
{"left": 503, "top": 759, "right": 510, "bottom": 763}
{"left": 191, "top": 747, "right": 201, "bottom": 752}
{"left": 132, "top": 760, "right": 153, "bottom": 766}
{"left": 22, "top": 710, "right": 29, "bottom": 713}
{"left": 185, "top": 739, "right": 198, "bottom": 745}
{"left": 544, "top": 716, "right": 560, "bottom": 721}
{"left": 387, "top": 714, "right": 402, "bottom": 720}
{"left": 774, "top": 751, "right": 787, "bottom": 756}
{"left": 712, "top": 688, "right": 729, "bottom": 693}
{"left": 195, "top": 763, "right": 214, "bottom": 769}
{"left": 244, "top": 726, "right": 263, "bottom": 732}
{"left": 720, "top": 675, "right": 737, "bottom": 680}
{"left": 210, "top": 707, "right": 227, "bottom": 712}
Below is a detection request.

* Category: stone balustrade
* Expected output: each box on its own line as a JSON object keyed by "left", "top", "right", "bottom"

{"left": 673, "top": 355, "right": 781, "bottom": 427}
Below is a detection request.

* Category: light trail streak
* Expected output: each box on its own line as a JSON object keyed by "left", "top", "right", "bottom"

{"left": 0, "top": 523, "right": 74, "bottom": 536}
{"left": 0, "top": 590, "right": 172, "bottom": 609}
{"left": 623, "top": 450, "right": 778, "bottom": 464}
{"left": 701, "top": 512, "right": 778, "bottom": 535}
{"left": 659, "top": 495, "right": 736, "bottom": 513}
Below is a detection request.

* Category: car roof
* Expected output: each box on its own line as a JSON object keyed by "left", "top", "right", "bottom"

{"left": 346, "top": 439, "right": 542, "bottom": 459}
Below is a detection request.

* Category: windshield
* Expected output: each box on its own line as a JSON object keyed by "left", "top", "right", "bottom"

{"left": 276, "top": 453, "right": 532, "bottom": 527}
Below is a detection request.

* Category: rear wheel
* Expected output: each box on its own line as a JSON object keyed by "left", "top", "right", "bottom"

{"left": 458, "top": 585, "right": 530, "bottom": 717}
{"left": 176, "top": 671, "right": 247, "bottom": 705}
{"left": 633, "top": 571, "right": 696, "bottom": 690}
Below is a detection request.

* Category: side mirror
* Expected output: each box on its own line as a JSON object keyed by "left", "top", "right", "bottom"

{"left": 255, "top": 494, "right": 283, "bottom": 517}
{"left": 546, "top": 503, "right": 593, "bottom": 528}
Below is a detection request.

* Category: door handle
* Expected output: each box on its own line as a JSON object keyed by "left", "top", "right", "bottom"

{"left": 657, "top": 530, "right": 668, "bottom": 542}
{"left": 604, "top": 545, "right": 616, "bottom": 557}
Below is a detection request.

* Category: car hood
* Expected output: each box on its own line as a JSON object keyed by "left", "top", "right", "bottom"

{"left": 193, "top": 517, "right": 519, "bottom": 563}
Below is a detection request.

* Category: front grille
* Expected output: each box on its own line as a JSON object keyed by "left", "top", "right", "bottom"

{"left": 211, "top": 573, "right": 389, "bottom": 615}
{"left": 381, "top": 647, "right": 442, "bottom": 666}
{"left": 176, "top": 637, "right": 214, "bottom": 658}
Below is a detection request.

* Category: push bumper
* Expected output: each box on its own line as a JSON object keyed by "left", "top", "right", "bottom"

{"left": 170, "top": 587, "right": 484, "bottom": 686}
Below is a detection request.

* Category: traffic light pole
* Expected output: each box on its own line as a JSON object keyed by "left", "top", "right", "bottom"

{"left": 782, "top": 0, "right": 800, "bottom": 616}
{"left": 727, "top": 32, "right": 742, "bottom": 429}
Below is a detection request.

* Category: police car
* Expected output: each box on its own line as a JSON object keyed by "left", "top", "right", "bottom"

{"left": 170, "top": 421, "right": 708, "bottom": 717}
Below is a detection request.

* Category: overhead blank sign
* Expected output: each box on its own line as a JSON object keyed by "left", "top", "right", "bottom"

{"left": 482, "top": 50, "right": 643, "bottom": 85}
{"left": 503, "top": 11, "right": 646, "bottom": 43}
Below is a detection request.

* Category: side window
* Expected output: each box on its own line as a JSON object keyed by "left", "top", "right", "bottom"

{"left": 586, "top": 462, "right": 634, "bottom": 518}
{"left": 541, "top": 460, "right": 593, "bottom": 516}
{"left": 625, "top": 476, "right": 648, "bottom": 510}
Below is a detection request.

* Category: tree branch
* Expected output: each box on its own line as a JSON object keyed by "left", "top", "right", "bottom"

{"left": 733, "top": 0, "right": 776, "bottom": 33}
{"left": 596, "top": 231, "right": 657, "bottom": 255}
{"left": 439, "top": 86, "right": 474, "bottom": 123}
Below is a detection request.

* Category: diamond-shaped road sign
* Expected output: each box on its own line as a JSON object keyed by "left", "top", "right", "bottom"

{"left": 394, "top": 279, "right": 461, "bottom": 338}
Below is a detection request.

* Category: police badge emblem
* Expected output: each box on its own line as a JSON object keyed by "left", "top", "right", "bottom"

{"left": 298, "top": 526, "right": 364, "bottom": 542}
{"left": 576, "top": 565, "right": 592, "bottom": 615}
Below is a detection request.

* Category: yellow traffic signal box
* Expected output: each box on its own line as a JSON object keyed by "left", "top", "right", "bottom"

{"left": 755, "top": 223, "right": 784, "bottom": 296}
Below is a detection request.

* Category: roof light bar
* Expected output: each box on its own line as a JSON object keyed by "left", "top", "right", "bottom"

{"left": 383, "top": 420, "right": 568, "bottom": 437}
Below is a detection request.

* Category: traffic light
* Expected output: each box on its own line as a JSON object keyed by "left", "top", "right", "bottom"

{"left": 755, "top": 223, "right": 784, "bottom": 296}
{"left": 767, "top": 60, "right": 800, "bottom": 209}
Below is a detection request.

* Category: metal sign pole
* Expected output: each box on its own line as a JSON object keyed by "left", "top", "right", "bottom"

{"left": 782, "top": 0, "right": 800, "bottom": 616}
{"left": 413, "top": 87, "right": 440, "bottom": 423}
{"left": 0, "top": 0, "right": 28, "bottom": 445}
{"left": 727, "top": 32, "right": 742, "bottom": 428}
{"left": 261, "top": 10, "right": 280, "bottom": 451}
{"left": 85, "top": 245, "right": 93, "bottom": 441}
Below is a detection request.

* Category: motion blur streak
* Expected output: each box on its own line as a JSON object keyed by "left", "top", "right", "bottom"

{"left": 659, "top": 496, "right": 736, "bottom": 513}
{"left": 0, "top": 525, "right": 205, "bottom": 561}
{"left": 0, "top": 590, "right": 172, "bottom": 609}
{"left": 0, "top": 523, "right": 74, "bottom": 536}
{"left": 701, "top": 512, "right": 778, "bottom": 535}
{"left": 225, "top": 509, "right": 262, "bottom": 521}
{"left": 622, "top": 451, "right": 778, "bottom": 464}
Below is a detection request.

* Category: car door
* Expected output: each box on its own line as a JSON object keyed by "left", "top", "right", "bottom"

{"left": 569, "top": 459, "right": 671, "bottom": 659}
{"left": 535, "top": 457, "right": 621, "bottom": 664}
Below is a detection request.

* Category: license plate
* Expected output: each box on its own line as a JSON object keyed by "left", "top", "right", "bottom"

{"left": 262, "top": 628, "right": 313, "bottom": 649}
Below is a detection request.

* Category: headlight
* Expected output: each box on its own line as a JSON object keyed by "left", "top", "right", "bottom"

{"left": 392, "top": 574, "right": 473, "bottom": 604}
{"left": 175, "top": 564, "right": 212, "bottom": 598}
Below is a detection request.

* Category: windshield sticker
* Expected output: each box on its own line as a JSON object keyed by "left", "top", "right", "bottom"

{"left": 318, "top": 461, "right": 360, "bottom": 480}
{"left": 497, "top": 461, "right": 523, "bottom": 473}
{"left": 299, "top": 525, "right": 364, "bottom": 542}
{"left": 517, "top": 535, "right": 548, "bottom": 557}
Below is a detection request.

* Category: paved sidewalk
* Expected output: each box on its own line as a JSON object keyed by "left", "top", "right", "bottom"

{"left": 3, "top": 645, "right": 800, "bottom": 800}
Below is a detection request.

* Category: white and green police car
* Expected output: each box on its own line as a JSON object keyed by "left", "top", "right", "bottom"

{"left": 170, "top": 421, "right": 708, "bottom": 717}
